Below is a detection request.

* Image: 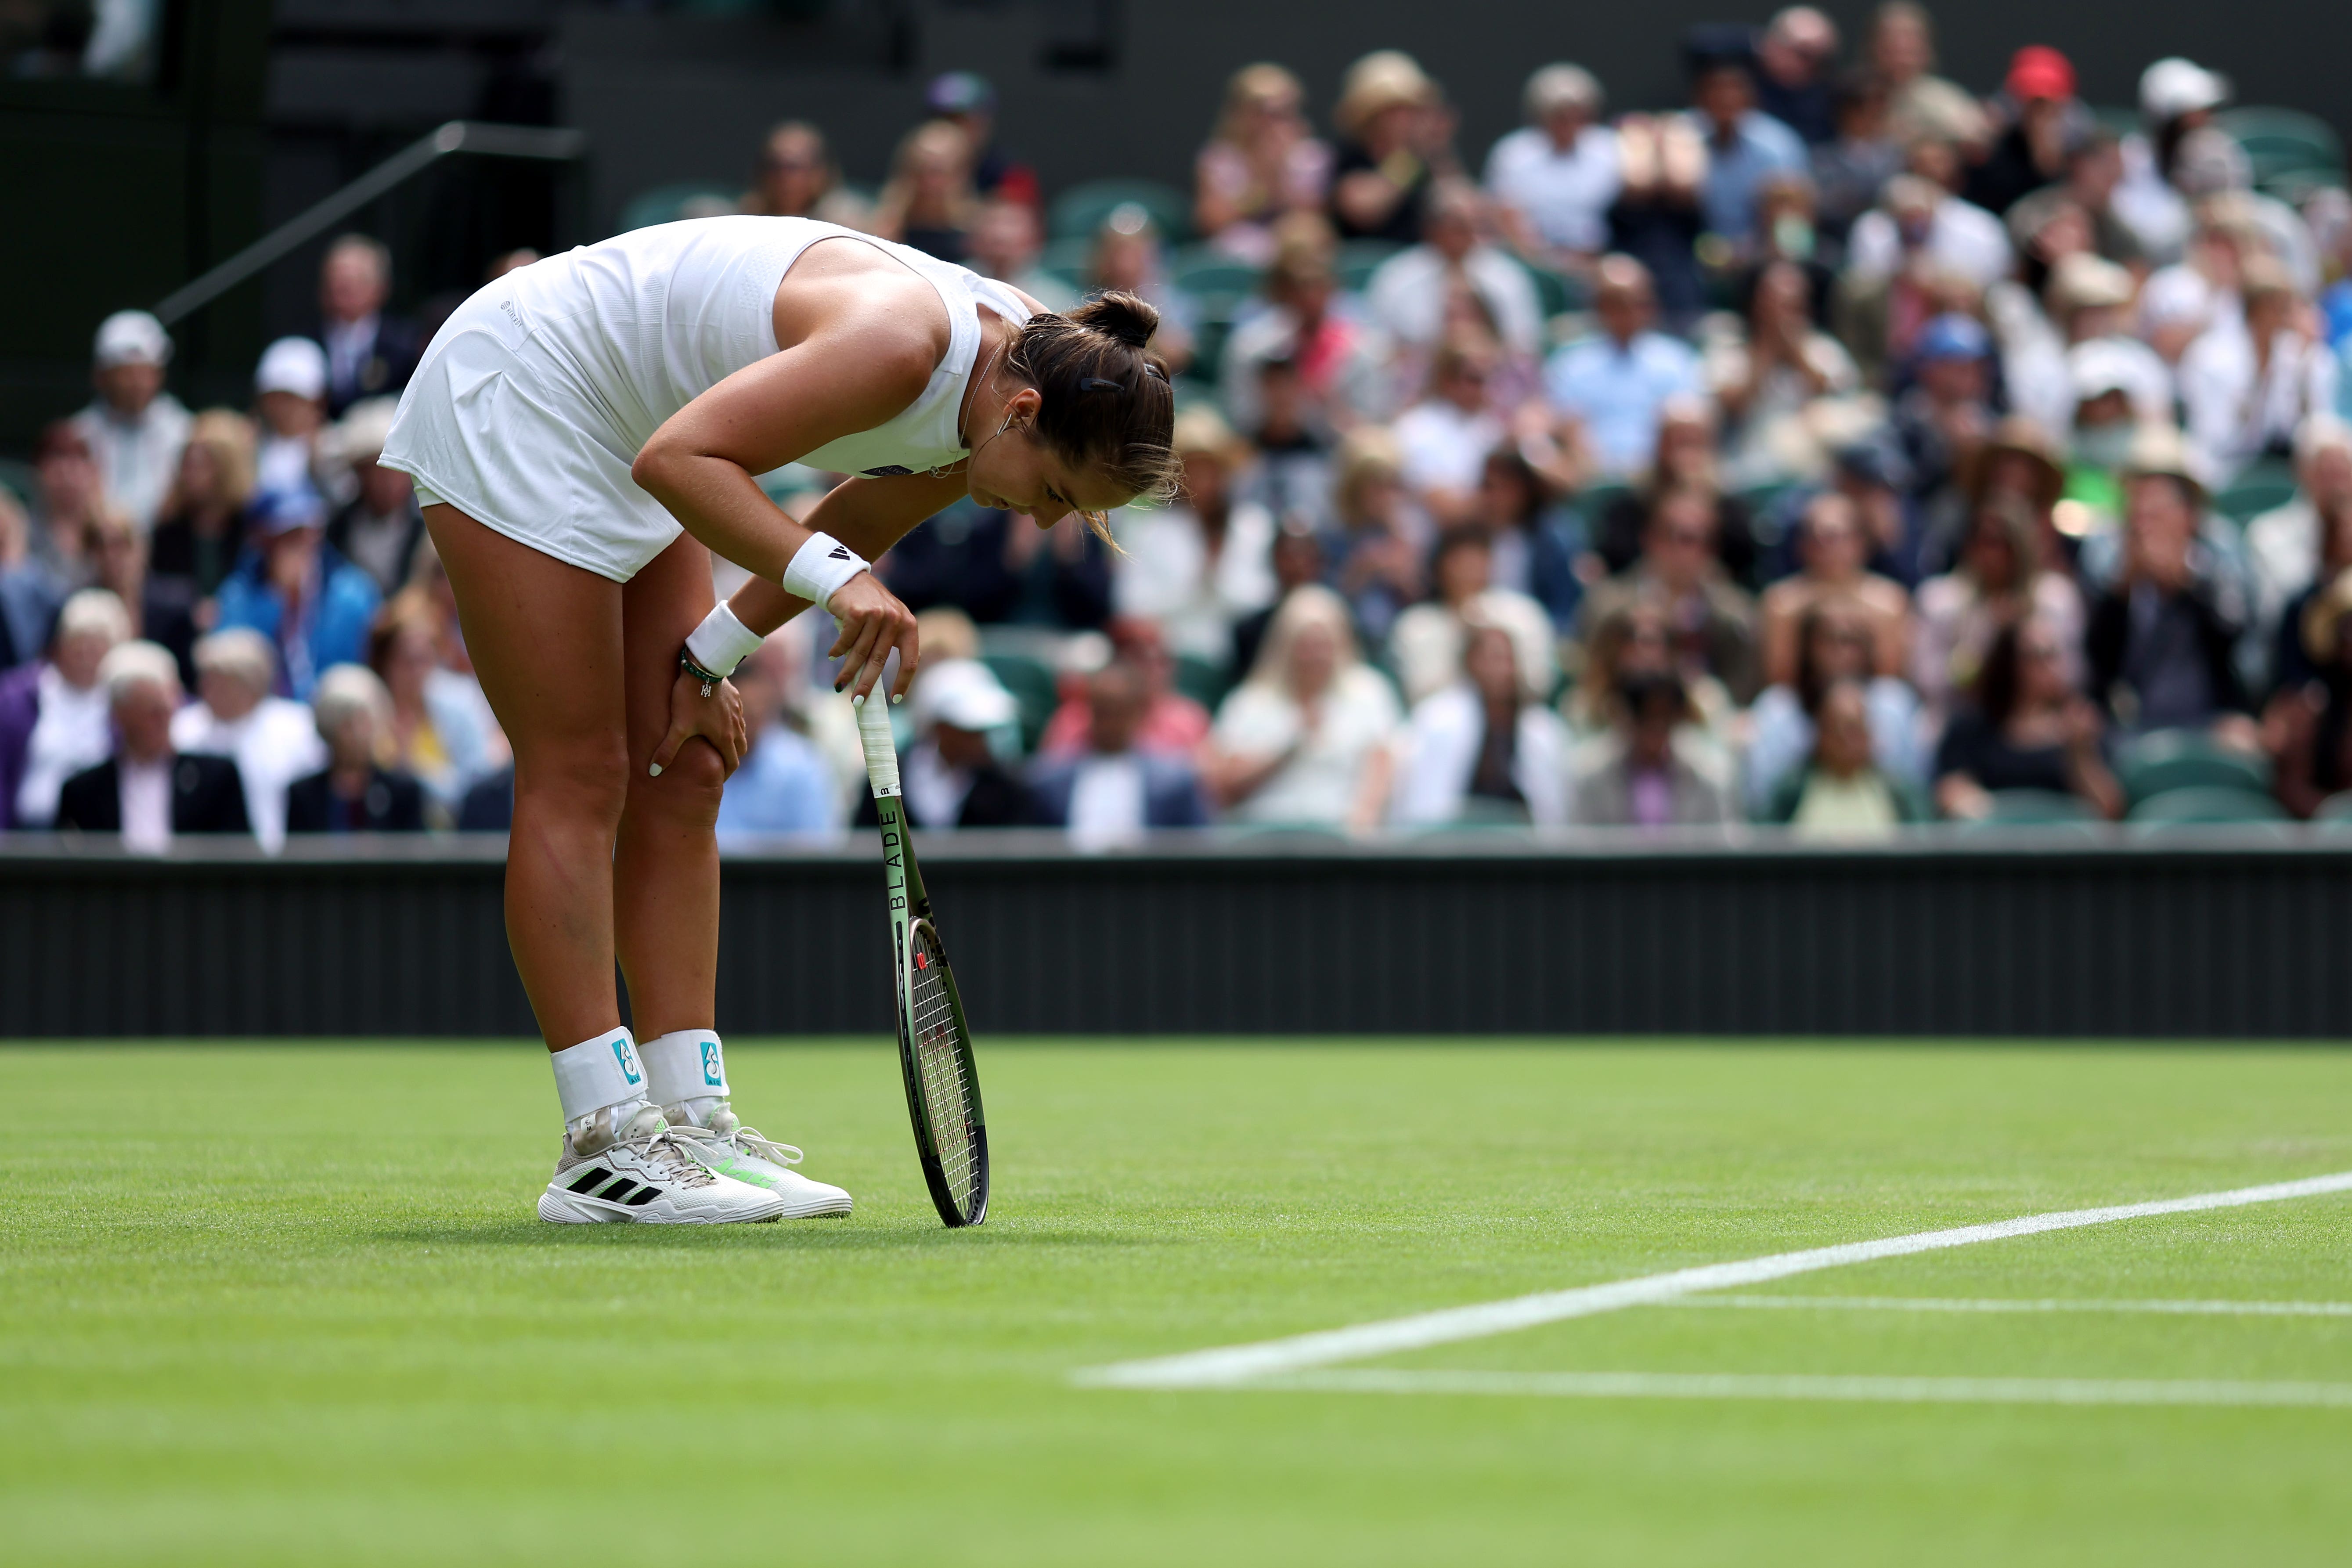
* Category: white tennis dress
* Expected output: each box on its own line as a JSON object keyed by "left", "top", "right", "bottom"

{"left": 380, "top": 216, "right": 1039, "bottom": 582}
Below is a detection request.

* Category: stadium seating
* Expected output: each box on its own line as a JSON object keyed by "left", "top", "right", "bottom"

{"left": 1049, "top": 179, "right": 1192, "bottom": 244}
{"left": 2114, "top": 729, "right": 2272, "bottom": 806}
{"left": 619, "top": 183, "right": 740, "bottom": 231}
{"left": 1335, "top": 240, "right": 1403, "bottom": 292}
{"left": 1173, "top": 651, "right": 1235, "bottom": 711}
{"left": 978, "top": 651, "right": 1061, "bottom": 754}
{"left": 2124, "top": 785, "right": 2290, "bottom": 827}
{"left": 2213, "top": 460, "right": 2299, "bottom": 523}
{"left": 2216, "top": 106, "right": 2346, "bottom": 191}
{"left": 1980, "top": 789, "right": 2101, "bottom": 824}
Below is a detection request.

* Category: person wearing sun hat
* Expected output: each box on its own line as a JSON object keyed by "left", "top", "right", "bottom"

{"left": 1330, "top": 50, "right": 1443, "bottom": 244}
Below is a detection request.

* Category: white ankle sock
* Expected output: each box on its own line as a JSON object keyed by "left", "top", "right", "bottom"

{"left": 641, "top": 1028, "right": 730, "bottom": 1128}
{"left": 551, "top": 1028, "right": 653, "bottom": 1153}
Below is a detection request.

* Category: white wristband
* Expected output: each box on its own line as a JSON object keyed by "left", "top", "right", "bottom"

{"left": 684, "top": 602, "right": 764, "bottom": 679}
{"left": 782, "top": 531, "right": 869, "bottom": 611}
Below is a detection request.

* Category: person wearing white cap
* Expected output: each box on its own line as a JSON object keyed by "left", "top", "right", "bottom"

{"left": 855, "top": 656, "right": 1028, "bottom": 829}
{"left": 2112, "top": 57, "right": 2234, "bottom": 263}
{"left": 253, "top": 336, "right": 330, "bottom": 499}
{"left": 68, "top": 310, "right": 191, "bottom": 535}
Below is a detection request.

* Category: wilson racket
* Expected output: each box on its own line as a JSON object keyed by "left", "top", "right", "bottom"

{"left": 855, "top": 695, "right": 989, "bottom": 1227}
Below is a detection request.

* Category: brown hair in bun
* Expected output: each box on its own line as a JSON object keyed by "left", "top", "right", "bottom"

{"left": 1007, "top": 289, "right": 1180, "bottom": 519}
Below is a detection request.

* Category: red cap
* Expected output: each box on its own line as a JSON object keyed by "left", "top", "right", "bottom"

{"left": 2007, "top": 46, "right": 2076, "bottom": 103}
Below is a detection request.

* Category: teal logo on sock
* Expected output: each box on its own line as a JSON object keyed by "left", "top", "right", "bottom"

{"left": 700, "top": 1039, "right": 725, "bottom": 1087}
{"left": 612, "top": 1035, "right": 643, "bottom": 1086}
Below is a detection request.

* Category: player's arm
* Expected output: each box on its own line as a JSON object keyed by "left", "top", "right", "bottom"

{"left": 727, "top": 470, "right": 968, "bottom": 640}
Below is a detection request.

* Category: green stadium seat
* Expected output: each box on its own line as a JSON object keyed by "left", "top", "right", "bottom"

{"left": 1037, "top": 235, "right": 1092, "bottom": 290}
{"left": 618, "top": 183, "right": 740, "bottom": 232}
{"left": 2115, "top": 730, "right": 2272, "bottom": 805}
{"left": 1172, "top": 652, "right": 1234, "bottom": 713}
{"left": 0, "top": 456, "right": 33, "bottom": 509}
{"left": 2125, "top": 786, "right": 2289, "bottom": 827}
{"left": 1982, "top": 789, "right": 2101, "bottom": 824}
{"left": 1049, "top": 179, "right": 1192, "bottom": 245}
{"left": 2216, "top": 106, "right": 2346, "bottom": 190}
{"left": 977, "top": 652, "right": 1061, "bottom": 756}
{"left": 2213, "top": 458, "right": 2299, "bottom": 523}
{"left": 1512, "top": 256, "right": 1584, "bottom": 319}
{"left": 1169, "top": 247, "right": 1264, "bottom": 306}
{"left": 1335, "top": 240, "right": 1403, "bottom": 293}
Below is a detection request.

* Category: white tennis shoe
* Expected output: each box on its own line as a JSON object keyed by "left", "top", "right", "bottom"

{"left": 538, "top": 1107, "right": 788, "bottom": 1225}
{"left": 668, "top": 1110, "right": 854, "bottom": 1218}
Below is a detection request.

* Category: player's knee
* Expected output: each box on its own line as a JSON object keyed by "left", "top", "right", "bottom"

{"left": 518, "top": 736, "right": 632, "bottom": 826}
{"left": 643, "top": 737, "right": 727, "bottom": 816}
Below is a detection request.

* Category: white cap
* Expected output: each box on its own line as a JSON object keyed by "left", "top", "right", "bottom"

{"left": 910, "top": 658, "right": 1019, "bottom": 733}
{"left": 93, "top": 310, "right": 171, "bottom": 368}
{"left": 255, "top": 335, "right": 328, "bottom": 400}
{"left": 2139, "top": 58, "right": 2230, "bottom": 122}
{"left": 2069, "top": 339, "right": 2143, "bottom": 404}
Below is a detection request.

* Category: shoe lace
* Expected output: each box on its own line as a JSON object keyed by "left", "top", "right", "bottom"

{"left": 667, "top": 1120, "right": 804, "bottom": 1168}
{"left": 611, "top": 1124, "right": 719, "bottom": 1187}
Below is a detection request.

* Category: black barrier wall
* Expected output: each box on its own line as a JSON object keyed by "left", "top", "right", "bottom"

{"left": 2, "top": 836, "right": 2348, "bottom": 1039}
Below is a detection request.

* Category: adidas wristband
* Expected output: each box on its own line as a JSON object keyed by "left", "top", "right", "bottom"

{"left": 683, "top": 602, "right": 765, "bottom": 680}
{"left": 782, "top": 531, "right": 869, "bottom": 611}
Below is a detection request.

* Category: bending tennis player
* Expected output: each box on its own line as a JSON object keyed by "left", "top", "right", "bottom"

{"left": 379, "top": 216, "right": 1176, "bottom": 1223}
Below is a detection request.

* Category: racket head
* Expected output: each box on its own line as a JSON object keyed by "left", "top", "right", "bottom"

{"left": 897, "top": 916, "right": 989, "bottom": 1226}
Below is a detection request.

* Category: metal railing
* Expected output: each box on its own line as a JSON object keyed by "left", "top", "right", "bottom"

{"left": 152, "top": 121, "right": 588, "bottom": 326}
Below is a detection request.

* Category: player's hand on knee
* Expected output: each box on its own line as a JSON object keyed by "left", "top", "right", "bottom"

{"left": 825, "top": 572, "right": 920, "bottom": 704}
{"left": 652, "top": 669, "right": 747, "bottom": 780}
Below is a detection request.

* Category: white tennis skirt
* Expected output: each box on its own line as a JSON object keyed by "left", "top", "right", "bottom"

{"left": 380, "top": 291, "right": 683, "bottom": 584}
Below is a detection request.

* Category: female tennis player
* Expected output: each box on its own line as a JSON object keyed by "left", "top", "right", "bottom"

{"left": 379, "top": 216, "right": 1175, "bottom": 1224}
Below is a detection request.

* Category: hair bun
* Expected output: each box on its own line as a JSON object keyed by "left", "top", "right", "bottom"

{"left": 1071, "top": 289, "right": 1160, "bottom": 350}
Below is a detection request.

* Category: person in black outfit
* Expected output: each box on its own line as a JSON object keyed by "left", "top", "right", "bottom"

{"left": 1329, "top": 52, "right": 1441, "bottom": 245}
{"left": 284, "top": 663, "right": 426, "bottom": 833}
{"left": 1933, "top": 616, "right": 2125, "bottom": 820}
{"left": 879, "top": 499, "right": 1111, "bottom": 630}
{"left": 54, "top": 642, "right": 250, "bottom": 841}
{"left": 316, "top": 236, "right": 422, "bottom": 418}
{"left": 2085, "top": 467, "right": 2252, "bottom": 739}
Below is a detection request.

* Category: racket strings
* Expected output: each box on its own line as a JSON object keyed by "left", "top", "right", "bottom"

{"left": 909, "top": 929, "right": 979, "bottom": 1210}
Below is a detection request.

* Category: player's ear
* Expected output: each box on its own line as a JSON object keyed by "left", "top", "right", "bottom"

{"left": 1008, "top": 385, "right": 1044, "bottom": 430}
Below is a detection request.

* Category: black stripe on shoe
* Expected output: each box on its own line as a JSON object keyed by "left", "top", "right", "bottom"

{"left": 598, "top": 1178, "right": 642, "bottom": 1203}
{"left": 624, "top": 1187, "right": 660, "bottom": 1207}
{"left": 566, "top": 1166, "right": 613, "bottom": 1194}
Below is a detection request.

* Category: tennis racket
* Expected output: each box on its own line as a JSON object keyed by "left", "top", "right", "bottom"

{"left": 855, "top": 694, "right": 989, "bottom": 1227}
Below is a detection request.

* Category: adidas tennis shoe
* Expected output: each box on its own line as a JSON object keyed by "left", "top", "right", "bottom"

{"left": 538, "top": 1107, "right": 788, "bottom": 1225}
{"left": 669, "top": 1109, "right": 853, "bottom": 1218}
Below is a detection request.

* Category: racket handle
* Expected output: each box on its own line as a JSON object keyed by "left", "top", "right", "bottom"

{"left": 854, "top": 694, "right": 902, "bottom": 797}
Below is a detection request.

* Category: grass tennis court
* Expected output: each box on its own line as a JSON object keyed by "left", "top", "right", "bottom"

{"left": 6, "top": 1041, "right": 2350, "bottom": 1565}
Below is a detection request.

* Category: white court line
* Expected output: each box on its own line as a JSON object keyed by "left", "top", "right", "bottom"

{"left": 1076, "top": 1170, "right": 2352, "bottom": 1390}
{"left": 1245, "top": 1370, "right": 2352, "bottom": 1409}
{"left": 1674, "top": 1294, "right": 2352, "bottom": 1318}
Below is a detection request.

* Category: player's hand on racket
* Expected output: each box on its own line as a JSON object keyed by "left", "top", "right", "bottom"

{"left": 827, "top": 570, "right": 920, "bottom": 703}
{"left": 650, "top": 668, "right": 747, "bottom": 779}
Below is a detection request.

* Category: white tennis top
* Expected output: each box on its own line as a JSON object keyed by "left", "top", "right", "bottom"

{"left": 382, "top": 216, "right": 1041, "bottom": 581}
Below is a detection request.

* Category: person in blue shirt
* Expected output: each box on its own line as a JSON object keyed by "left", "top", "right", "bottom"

{"left": 714, "top": 640, "right": 843, "bottom": 846}
{"left": 1542, "top": 255, "right": 1705, "bottom": 478}
{"left": 1680, "top": 36, "right": 1807, "bottom": 247}
{"left": 212, "top": 486, "right": 380, "bottom": 700}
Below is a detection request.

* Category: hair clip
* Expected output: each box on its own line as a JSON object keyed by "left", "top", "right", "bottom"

{"left": 1079, "top": 376, "right": 1125, "bottom": 393}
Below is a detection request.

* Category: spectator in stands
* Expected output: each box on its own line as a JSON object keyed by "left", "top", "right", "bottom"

{"left": 1811, "top": 71, "right": 1903, "bottom": 253}
{"left": 1087, "top": 205, "right": 1195, "bottom": 372}
{"left": 1325, "top": 427, "right": 1424, "bottom": 646}
{"left": 1890, "top": 314, "right": 1998, "bottom": 525}
{"left": 2045, "top": 256, "right": 2170, "bottom": 425}
{"left": 1194, "top": 63, "right": 1334, "bottom": 266}
{"left": 1237, "top": 354, "right": 1335, "bottom": 525}
{"left": 54, "top": 640, "right": 248, "bottom": 848}
{"left": 148, "top": 410, "right": 257, "bottom": 609}
{"left": 1589, "top": 398, "right": 1758, "bottom": 587}
{"left": 1393, "top": 335, "right": 1509, "bottom": 530}
{"left": 924, "top": 71, "right": 1036, "bottom": 209}
{"left": 2115, "top": 57, "right": 2235, "bottom": 263}
{"left": 314, "top": 236, "right": 419, "bottom": 418}
{"left": 862, "top": 660, "right": 1030, "bottom": 829}
{"left": 1219, "top": 216, "right": 1389, "bottom": 439}
{"left": 1846, "top": 173, "right": 2012, "bottom": 294}
{"left": 2138, "top": 197, "right": 2258, "bottom": 370}
{"left": 368, "top": 590, "right": 503, "bottom": 825}
{"left": 253, "top": 336, "right": 329, "bottom": 499}
{"left": 2247, "top": 417, "right": 2352, "bottom": 674}
{"left": 0, "top": 588, "right": 130, "bottom": 829}
{"left": 1569, "top": 670, "right": 1732, "bottom": 828}
{"left": 2006, "top": 129, "right": 2144, "bottom": 272}
{"left": 1760, "top": 492, "right": 1910, "bottom": 686}
{"left": 2084, "top": 435, "right": 2254, "bottom": 743}
{"left": 1469, "top": 446, "right": 1584, "bottom": 631}
{"left": 0, "top": 490, "right": 35, "bottom": 669}
{"left": 1913, "top": 497, "right": 2083, "bottom": 728}
{"left": 1484, "top": 64, "right": 1620, "bottom": 275}
{"left": 966, "top": 198, "right": 1078, "bottom": 314}
{"left": 170, "top": 627, "right": 324, "bottom": 853}
{"left": 1563, "top": 591, "right": 1739, "bottom": 786}
{"left": 1543, "top": 255, "right": 1703, "bottom": 479}
{"left": 1942, "top": 415, "right": 2068, "bottom": 581}
{"left": 1205, "top": 584, "right": 1400, "bottom": 830}
{"left": 1367, "top": 180, "right": 1544, "bottom": 364}
{"left": 70, "top": 310, "right": 188, "bottom": 534}
{"left": 1229, "top": 519, "right": 1326, "bottom": 680}
{"left": 2269, "top": 569, "right": 2352, "bottom": 818}
{"left": 319, "top": 399, "right": 422, "bottom": 596}
{"left": 1869, "top": 2, "right": 1984, "bottom": 149}
{"left": 1753, "top": 7, "right": 1841, "bottom": 148}
{"left": 1707, "top": 260, "right": 1862, "bottom": 488}
{"left": 1329, "top": 50, "right": 1442, "bottom": 245}
{"left": 1746, "top": 595, "right": 1925, "bottom": 816}
{"left": 26, "top": 421, "right": 102, "bottom": 593}
{"left": 213, "top": 487, "right": 382, "bottom": 701}
{"left": 1029, "top": 659, "right": 1211, "bottom": 847}
{"left": 878, "top": 498, "right": 1110, "bottom": 631}
{"left": 1935, "top": 616, "right": 2124, "bottom": 819}
{"left": 1768, "top": 678, "right": 1929, "bottom": 836}
{"left": 714, "top": 637, "right": 842, "bottom": 846}
{"left": 1965, "top": 47, "right": 2083, "bottom": 218}
{"left": 1036, "top": 617, "right": 1212, "bottom": 760}
{"left": 84, "top": 505, "right": 188, "bottom": 675}
{"left": 873, "top": 119, "right": 978, "bottom": 264}
{"left": 286, "top": 663, "right": 424, "bottom": 834}
{"left": 1679, "top": 29, "right": 1808, "bottom": 250}
{"left": 1393, "top": 618, "right": 1567, "bottom": 825}
{"left": 740, "top": 120, "right": 867, "bottom": 228}
{"left": 1609, "top": 105, "right": 1710, "bottom": 324}
{"left": 1580, "top": 486, "right": 1763, "bottom": 703}
{"left": 2181, "top": 258, "right": 2341, "bottom": 481}
{"left": 1111, "top": 407, "right": 1277, "bottom": 665}
{"left": 1388, "top": 527, "right": 1556, "bottom": 706}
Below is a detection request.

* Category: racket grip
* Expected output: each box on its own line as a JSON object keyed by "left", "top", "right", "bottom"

{"left": 855, "top": 694, "right": 902, "bottom": 797}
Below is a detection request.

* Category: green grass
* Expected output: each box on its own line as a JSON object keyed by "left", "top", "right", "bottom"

{"left": 4, "top": 1040, "right": 2350, "bottom": 1565}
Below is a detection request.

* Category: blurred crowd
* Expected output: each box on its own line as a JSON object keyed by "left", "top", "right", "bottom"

{"left": 11, "top": 11, "right": 2352, "bottom": 850}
